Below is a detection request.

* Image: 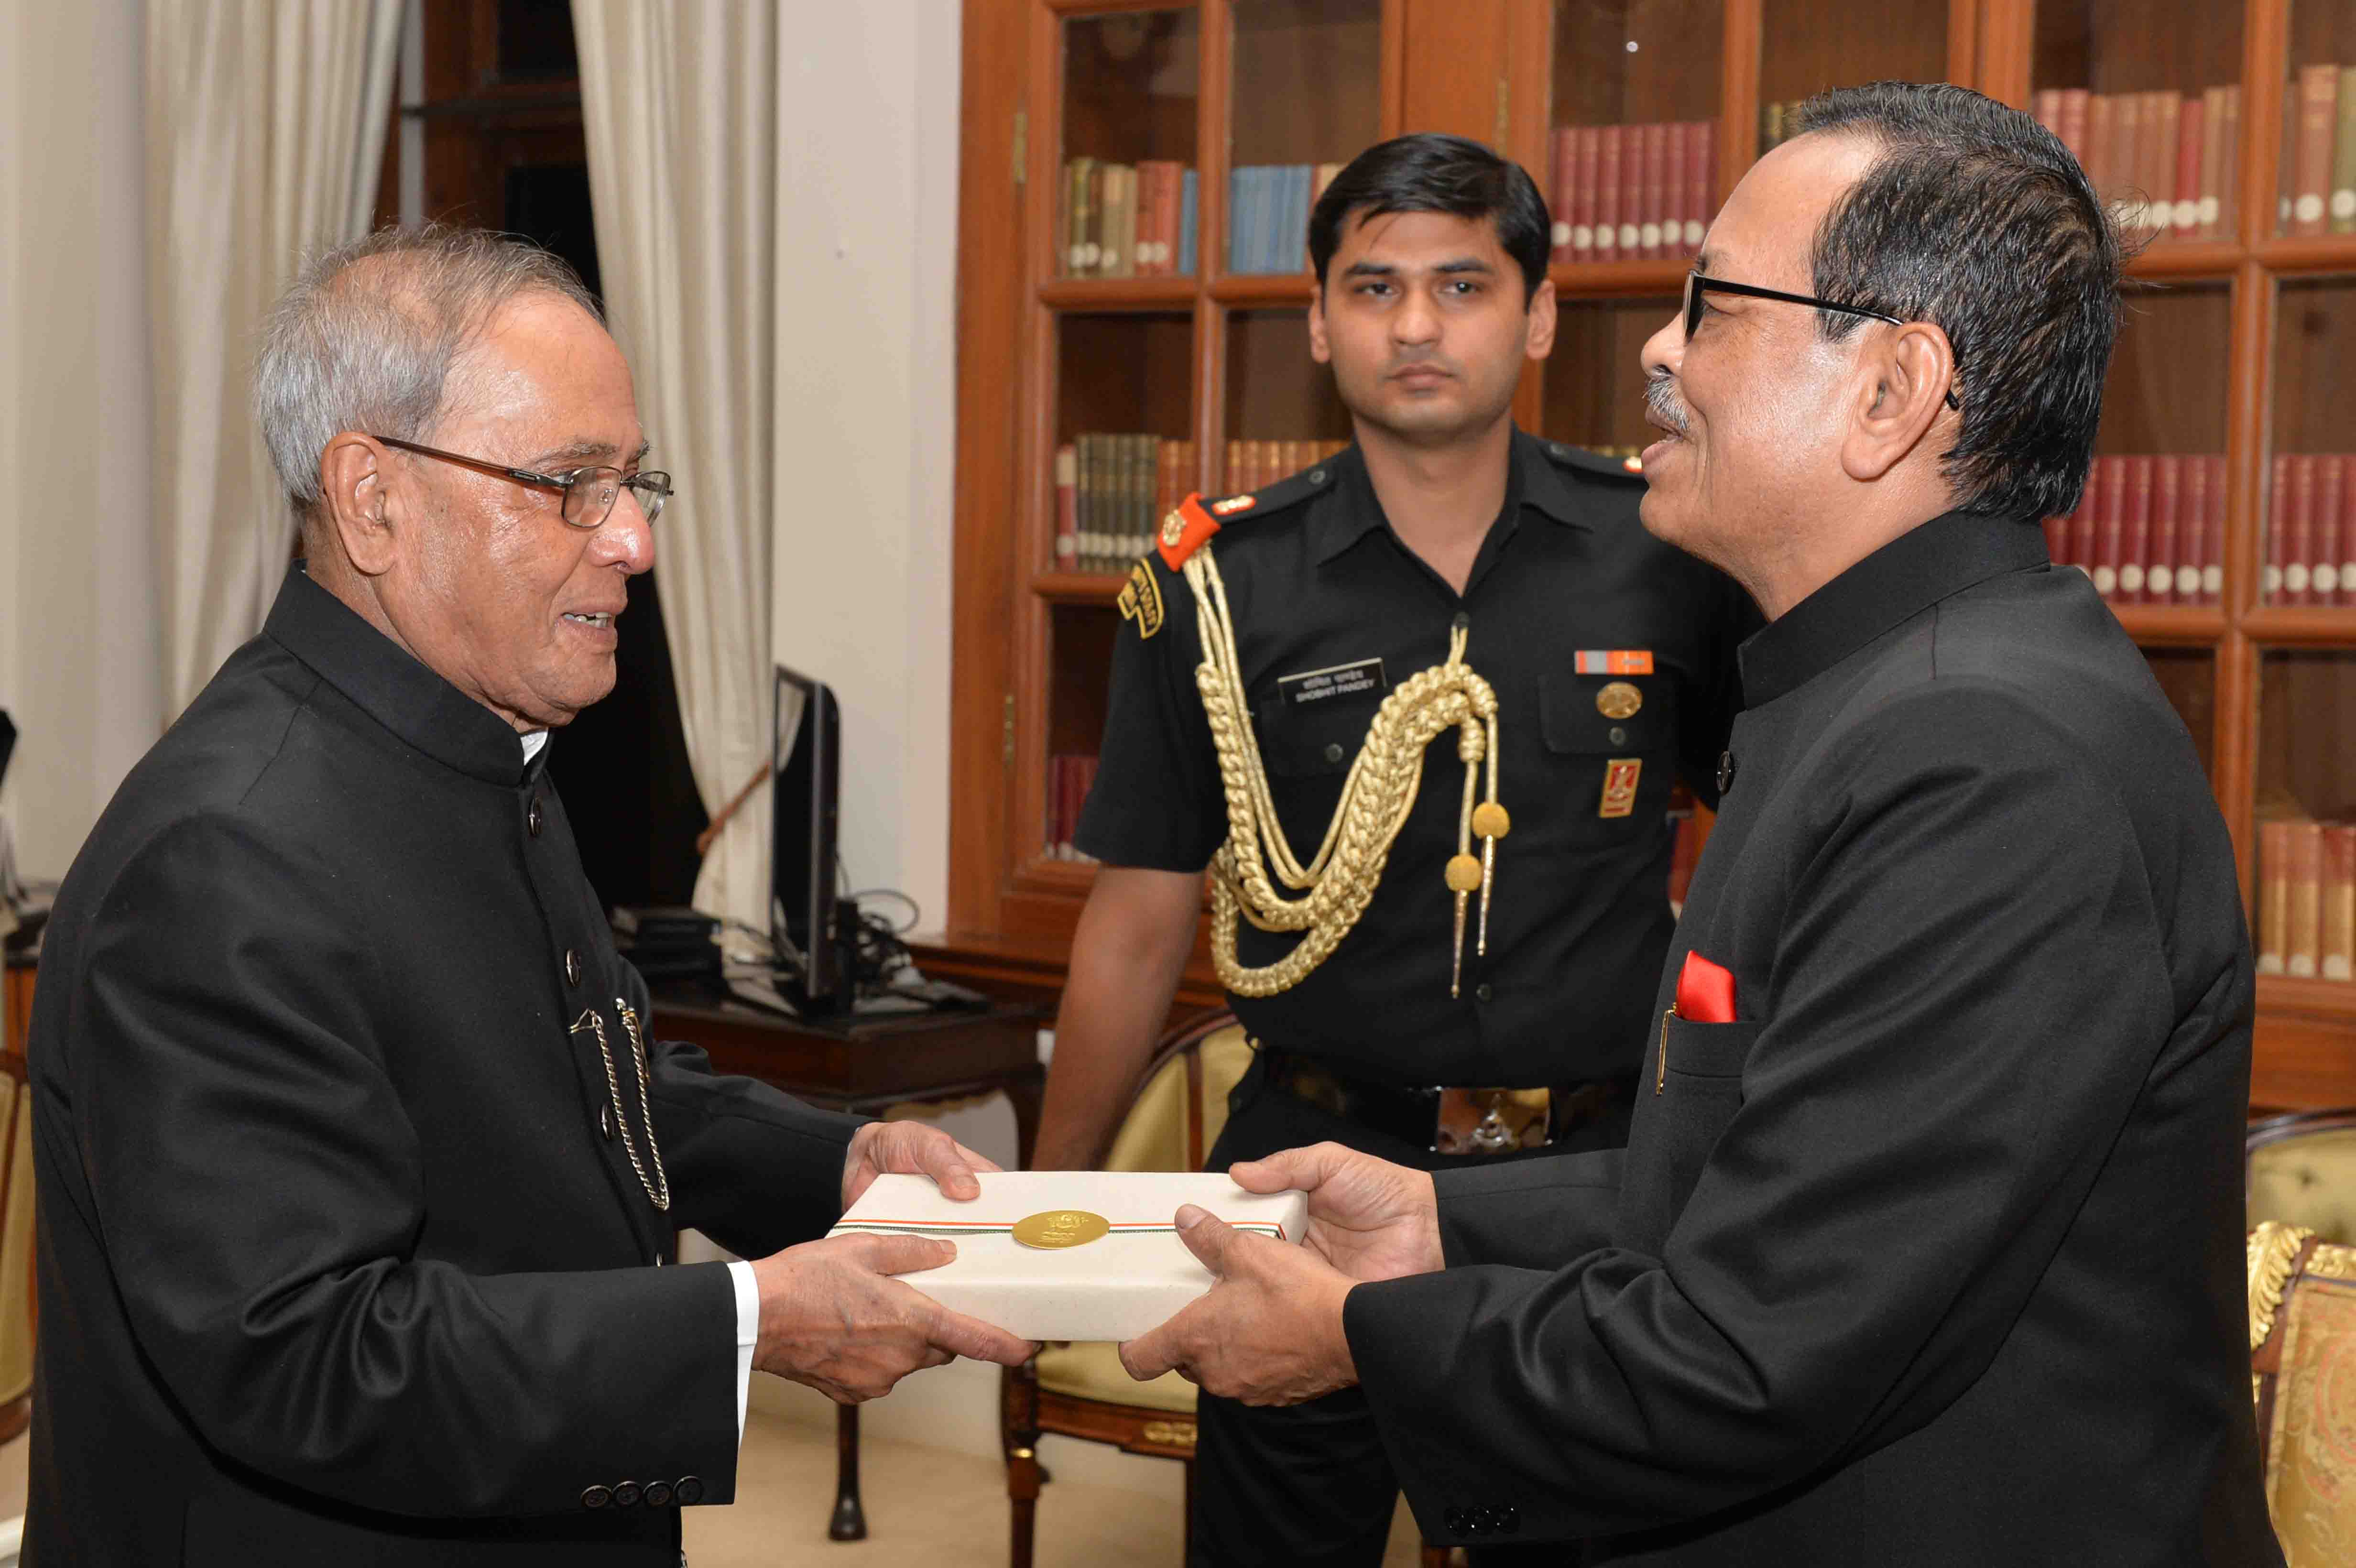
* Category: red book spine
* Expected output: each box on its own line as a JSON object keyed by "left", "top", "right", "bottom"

{"left": 1662, "top": 123, "right": 1688, "bottom": 262}
{"left": 1643, "top": 122, "right": 1670, "bottom": 260}
{"left": 2204, "top": 454, "right": 2227, "bottom": 605}
{"left": 1573, "top": 126, "right": 1600, "bottom": 262}
{"left": 1550, "top": 127, "right": 1575, "bottom": 264}
{"left": 1619, "top": 124, "right": 1645, "bottom": 259}
{"left": 2042, "top": 509, "right": 2070, "bottom": 565}
{"left": 2291, "top": 453, "right": 2320, "bottom": 604}
{"left": 2174, "top": 96, "right": 2204, "bottom": 240}
{"left": 2120, "top": 455, "right": 2154, "bottom": 601}
{"left": 2296, "top": 64, "right": 2339, "bottom": 236}
{"left": 2178, "top": 454, "right": 2207, "bottom": 604}
{"left": 2094, "top": 454, "right": 2126, "bottom": 600}
{"left": 2061, "top": 88, "right": 2091, "bottom": 169}
{"left": 2341, "top": 454, "right": 2356, "bottom": 606}
{"left": 2268, "top": 453, "right": 2292, "bottom": 604}
{"left": 2087, "top": 94, "right": 2116, "bottom": 199}
{"left": 2071, "top": 457, "right": 2105, "bottom": 579}
{"left": 1594, "top": 124, "right": 1623, "bottom": 263}
{"left": 2151, "top": 454, "right": 2183, "bottom": 602}
{"left": 1685, "top": 121, "right": 1712, "bottom": 256}
{"left": 2033, "top": 88, "right": 2062, "bottom": 135}
{"left": 2318, "top": 455, "right": 2347, "bottom": 603}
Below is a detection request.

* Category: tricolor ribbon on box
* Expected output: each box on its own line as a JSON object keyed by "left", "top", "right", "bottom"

{"left": 831, "top": 1218, "right": 1291, "bottom": 1241}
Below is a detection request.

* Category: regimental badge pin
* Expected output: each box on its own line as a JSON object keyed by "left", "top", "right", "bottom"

{"left": 1211, "top": 494, "right": 1257, "bottom": 516}
{"left": 1599, "top": 757, "right": 1642, "bottom": 818}
{"left": 1117, "top": 561, "right": 1164, "bottom": 638}
{"left": 1160, "top": 509, "right": 1186, "bottom": 548}
{"left": 1595, "top": 680, "right": 1643, "bottom": 719}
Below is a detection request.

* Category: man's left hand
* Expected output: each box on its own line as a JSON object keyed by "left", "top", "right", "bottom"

{"left": 1117, "top": 1205, "right": 1358, "bottom": 1405}
{"left": 841, "top": 1121, "right": 1000, "bottom": 1209}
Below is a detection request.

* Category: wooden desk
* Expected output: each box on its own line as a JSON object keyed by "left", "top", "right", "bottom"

{"left": 648, "top": 991, "right": 1047, "bottom": 1543}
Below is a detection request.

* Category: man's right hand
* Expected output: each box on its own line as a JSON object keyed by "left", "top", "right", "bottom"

{"left": 1229, "top": 1142, "right": 1443, "bottom": 1283}
{"left": 750, "top": 1233, "right": 1036, "bottom": 1404}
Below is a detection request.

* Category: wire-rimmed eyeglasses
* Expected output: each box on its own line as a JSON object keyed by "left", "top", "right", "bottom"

{"left": 373, "top": 436, "right": 673, "bottom": 528}
{"left": 1683, "top": 272, "right": 1963, "bottom": 412}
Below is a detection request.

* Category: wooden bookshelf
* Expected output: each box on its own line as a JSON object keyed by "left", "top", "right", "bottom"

{"left": 938, "top": 0, "right": 2356, "bottom": 1108}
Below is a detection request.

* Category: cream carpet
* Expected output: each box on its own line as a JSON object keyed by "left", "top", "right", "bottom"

{"left": 0, "top": 1413, "right": 1428, "bottom": 1566}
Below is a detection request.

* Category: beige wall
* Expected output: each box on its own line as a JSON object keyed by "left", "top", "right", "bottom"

{"left": 0, "top": 0, "right": 165, "bottom": 883}
{"left": 768, "top": 0, "right": 959, "bottom": 927}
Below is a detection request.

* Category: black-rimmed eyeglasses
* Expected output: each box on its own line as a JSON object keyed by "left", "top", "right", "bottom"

{"left": 373, "top": 436, "right": 673, "bottom": 528}
{"left": 1683, "top": 272, "right": 1962, "bottom": 411}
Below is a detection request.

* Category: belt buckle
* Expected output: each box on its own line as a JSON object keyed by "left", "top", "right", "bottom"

{"left": 1432, "top": 1087, "right": 1551, "bottom": 1156}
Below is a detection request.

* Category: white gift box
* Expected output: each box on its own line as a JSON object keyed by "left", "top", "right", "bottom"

{"left": 829, "top": 1171, "right": 1309, "bottom": 1341}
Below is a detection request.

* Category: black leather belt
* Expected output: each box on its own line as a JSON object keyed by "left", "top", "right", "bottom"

{"left": 1258, "top": 1045, "right": 1633, "bottom": 1156}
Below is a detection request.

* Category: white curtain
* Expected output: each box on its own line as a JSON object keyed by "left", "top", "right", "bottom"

{"left": 573, "top": 1, "right": 779, "bottom": 936}
{"left": 145, "top": 0, "right": 404, "bottom": 714}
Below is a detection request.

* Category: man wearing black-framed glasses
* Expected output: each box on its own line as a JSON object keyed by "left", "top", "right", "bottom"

{"left": 24, "top": 226, "right": 1034, "bottom": 1566}
{"left": 1117, "top": 82, "right": 2280, "bottom": 1565}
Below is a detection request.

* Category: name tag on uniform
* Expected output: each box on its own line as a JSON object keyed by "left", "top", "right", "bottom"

{"left": 1277, "top": 658, "right": 1386, "bottom": 707}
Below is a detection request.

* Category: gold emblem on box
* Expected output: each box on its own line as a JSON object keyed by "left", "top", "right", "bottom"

{"left": 1595, "top": 680, "right": 1643, "bottom": 719}
{"left": 1013, "top": 1209, "right": 1112, "bottom": 1249}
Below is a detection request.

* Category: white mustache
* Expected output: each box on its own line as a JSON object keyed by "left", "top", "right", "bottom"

{"left": 1645, "top": 372, "right": 1691, "bottom": 436}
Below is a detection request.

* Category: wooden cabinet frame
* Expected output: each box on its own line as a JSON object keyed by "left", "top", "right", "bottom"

{"left": 935, "top": 0, "right": 2356, "bottom": 1098}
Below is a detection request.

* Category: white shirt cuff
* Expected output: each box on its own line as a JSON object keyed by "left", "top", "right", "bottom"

{"left": 726, "top": 1258, "right": 759, "bottom": 1445}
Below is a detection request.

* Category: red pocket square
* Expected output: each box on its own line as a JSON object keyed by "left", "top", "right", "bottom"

{"left": 1675, "top": 951, "right": 1737, "bottom": 1024}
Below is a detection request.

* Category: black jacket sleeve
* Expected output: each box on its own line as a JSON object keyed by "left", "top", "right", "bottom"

{"left": 1431, "top": 1150, "right": 1624, "bottom": 1270}
{"left": 622, "top": 959, "right": 863, "bottom": 1259}
{"left": 1343, "top": 683, "right": 2207, "bottom": 1540}
{"left": 72, "top": 814, "right": 746, "bottom": 1519}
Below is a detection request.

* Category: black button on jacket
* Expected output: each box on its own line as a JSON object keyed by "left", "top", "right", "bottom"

{"left": 26, "top": 567, "right": 864, "bottom": 1565}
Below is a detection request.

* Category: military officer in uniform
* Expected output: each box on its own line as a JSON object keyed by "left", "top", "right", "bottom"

{"left": 1034, "top": 133, "right": 1752, "bottom": 1566}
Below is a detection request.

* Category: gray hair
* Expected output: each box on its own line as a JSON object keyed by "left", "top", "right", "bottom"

{"left": 254, "top": 223, "right": 601, "bottom": 517}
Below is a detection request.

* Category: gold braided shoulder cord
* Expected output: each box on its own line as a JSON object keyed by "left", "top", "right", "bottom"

{"left": 1183, "top": 541, "right": 1509, "bottom": 998}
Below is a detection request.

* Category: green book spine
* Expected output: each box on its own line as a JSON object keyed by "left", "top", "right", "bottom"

{"left": 2334, "top": 66, "right": 2356, "bottom": 234}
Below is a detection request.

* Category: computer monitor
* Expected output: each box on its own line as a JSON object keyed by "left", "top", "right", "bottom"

{"left": 770, "top": 666, "right": 846, "bottom": 1014}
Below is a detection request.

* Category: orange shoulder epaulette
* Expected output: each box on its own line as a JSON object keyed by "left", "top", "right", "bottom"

{"left": 1156, "top": 492, "right": 1227, "bottom": 571}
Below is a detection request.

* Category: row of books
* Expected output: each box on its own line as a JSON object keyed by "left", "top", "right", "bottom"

{"left": 2285, "top": 65, "right": 2356, "bottom": 237}
{"left": 2043, "top": 454, "right": 2225, "bottom": 605}
{"left": 2263, "top": 454, "right": 2356, "bottom": 606}
{"left": 1229, "top": 163, "right": 1343, "bottom": 275}
{"left": 1052, "top": 436, "right": 1354, "bottom": 576}
{"left": 1055, "top": 436, "right": 1199, "bottom": 575}
{"left": 2029, "top": 87, "right": 2242, "bottom": 240}
{"left": 1546, "top": 121, "right": 1715, "bottom": 264}
{"left": 2258, "top": 818, "right": 2356, "bottom": 981}
{"left": 1045, "top": 753, "right": 1101, "bottom": 864}
{"left": 1223, "top": 437, "right": 1348, "bottom": 496}
{"left": 1061, "top": 158, "right": 1198, "bottom": 279}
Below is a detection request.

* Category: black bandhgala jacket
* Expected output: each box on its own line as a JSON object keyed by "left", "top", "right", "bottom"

{"left": 26, "top": 567, "right": 860, "bottom": 1565}
{"left": 1345, "top": 512, "right": 2283, "bottom": 1566}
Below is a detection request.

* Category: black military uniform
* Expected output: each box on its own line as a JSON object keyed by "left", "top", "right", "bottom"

{"left": 1075, "top": 426, "right": 1752, "bottom": 1566}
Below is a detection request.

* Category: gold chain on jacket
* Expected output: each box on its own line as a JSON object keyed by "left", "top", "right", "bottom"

{"left": 571, "top": 999, "right": 672, "bottom": 1211}
{"left": 1182, "top": 542, "right": 1509, "bottom": 998}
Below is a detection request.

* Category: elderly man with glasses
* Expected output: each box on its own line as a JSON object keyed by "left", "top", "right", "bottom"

{"left": 23, "top": 225, "right": 1034, "bottom": 1567}
{"left": 1118, "top": 82, "right": 2282, "bottom": 1565}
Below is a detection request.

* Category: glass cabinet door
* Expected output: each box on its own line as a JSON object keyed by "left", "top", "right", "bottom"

{"left": 2029, "top": 0, "right": 2246, "bottom": 247}
{"left": 1757, "top": 0, "right": 1958, "bottom": 157}
{"left": 1060, "top": 10, "right": 1201, "bottom": 280}
{"left": 2280, "top": 1, "right": 2356, "bottom": 237}
{"left": 1546, "top": 1, "right": 1724, "bottom": 266}
{"left": 1225, "top": 0, "right": 1384, "bottom": 276}
{"left": 2266, "top": 276, "right": 2356, "bottom": 607}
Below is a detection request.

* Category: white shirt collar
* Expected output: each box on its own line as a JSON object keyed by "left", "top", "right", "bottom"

{"left": 520, "top": 730, "right": 549, "bottom": 764}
